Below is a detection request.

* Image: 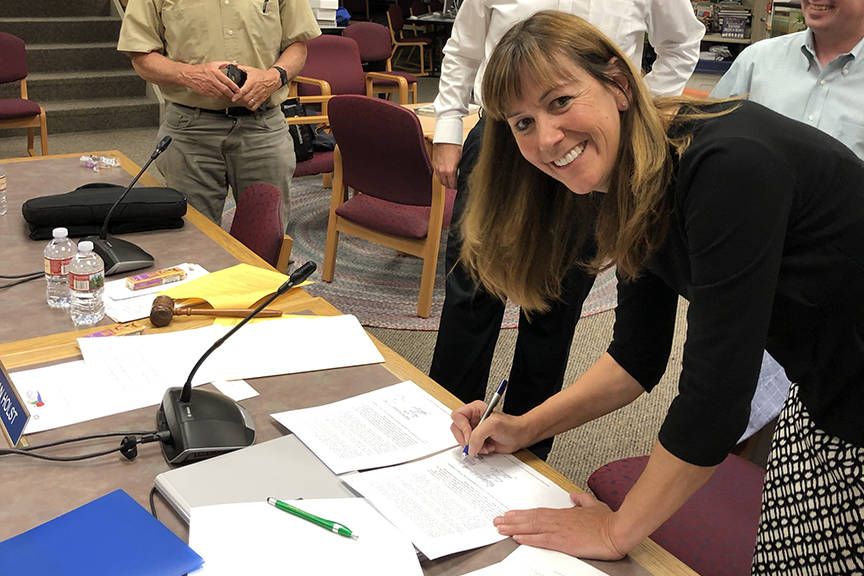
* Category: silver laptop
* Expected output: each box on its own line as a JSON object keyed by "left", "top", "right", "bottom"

{"left": 154, "top": 434, "right": 356, "bottom": 523}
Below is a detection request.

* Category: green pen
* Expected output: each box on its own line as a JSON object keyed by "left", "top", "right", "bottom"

{"left": 266, "top": 497, "right": 359, "bottom": 540}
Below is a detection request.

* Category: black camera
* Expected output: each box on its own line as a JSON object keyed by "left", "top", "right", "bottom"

{"left": 225, "top": 64, "right": 247, "bottom": 88}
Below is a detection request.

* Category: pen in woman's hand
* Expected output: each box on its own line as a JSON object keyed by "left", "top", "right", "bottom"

{"left": 463, "top": 379, "right": 508, "bottom": 456}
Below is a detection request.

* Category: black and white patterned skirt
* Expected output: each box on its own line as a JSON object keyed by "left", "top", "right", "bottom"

{"left": 752, "top": 383, "right": 864, "bottom": 576}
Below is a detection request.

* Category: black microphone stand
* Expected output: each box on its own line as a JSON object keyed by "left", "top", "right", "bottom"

{"left": 84, "top": 136, "right": 173, "bottom": 275}
{"left": 156, "top": 262, "right": 317, "bottom": 465}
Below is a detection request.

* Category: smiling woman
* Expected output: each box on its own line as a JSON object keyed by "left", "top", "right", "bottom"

{"left": 451, "top": 10, "right": 864, "bottom": 575}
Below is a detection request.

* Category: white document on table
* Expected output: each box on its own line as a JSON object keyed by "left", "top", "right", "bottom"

{"left": 463, "top": 545, "right": 609, "bottom": 575}
{"left": 271, "top": 381, "right": 458, "bottom": 474}
{"left": 342, "top": 448, "right": 574, "bottom": 560}
{"left": 103, "top": 263, "right": 209, "bottom": 322}
{"left": 78, "top": 315, "right": 384, "bottom": 388}
{"left": 13, "top": 316, "right": 382, "bottom": 435}
{"left": 188, "top": 499, "right": 422, "bottom": 576}
{"left": 12, "top": 361, "right": 115, "bottom": 434}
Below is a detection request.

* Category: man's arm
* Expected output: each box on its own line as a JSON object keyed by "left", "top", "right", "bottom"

{"left": 432, "top": 0, "right": 490, "bottom": 189}
{"left": 643, "top": 0, "right": 705, "bottom": 96}
{"left": 129, "top": 52, "right": 237, "bottom": 101}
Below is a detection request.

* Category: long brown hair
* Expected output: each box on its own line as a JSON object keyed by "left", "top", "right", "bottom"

{"left": 461, "top": 10, "right": 733, "bottom": 312}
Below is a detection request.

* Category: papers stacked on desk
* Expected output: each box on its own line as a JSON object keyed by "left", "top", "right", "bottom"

{"left": 12, "top": 315, "right": 383, "bottom": 434}
{"left": 271, "top": 380, "right": 458, "bottom": 474}
{"left": 270, "top": 382, "right": 575, "bottom": 561}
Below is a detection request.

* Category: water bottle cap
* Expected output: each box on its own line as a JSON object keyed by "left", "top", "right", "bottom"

{"left": 78, "top": 240, "right": 94, "bottom": 252}
{"left": 52, "top": 227, "right": 68, "bottom": 238}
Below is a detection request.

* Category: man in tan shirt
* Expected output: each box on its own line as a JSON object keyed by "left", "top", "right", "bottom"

{"left": 118, "top": 0, "right": 320, "bottom": 225}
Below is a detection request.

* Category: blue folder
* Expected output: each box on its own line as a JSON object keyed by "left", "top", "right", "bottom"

{"left": 0, "top": 489, "right": 203, "bottom": 575}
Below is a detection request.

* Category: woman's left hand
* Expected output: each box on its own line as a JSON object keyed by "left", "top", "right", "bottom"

{"left": 493, "top": 492, "right": 628, "bottom": 560}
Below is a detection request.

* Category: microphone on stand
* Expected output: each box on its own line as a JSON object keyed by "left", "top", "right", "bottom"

{"left": 156, "top": 261, "right": 317, "bottom": 465}
{"left": 84, "top": 136, "right": 173, "bottom": 276}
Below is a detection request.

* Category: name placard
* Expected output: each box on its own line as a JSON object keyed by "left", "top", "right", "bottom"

{"left": 0, "top": 360, "right": 30, "bottom": 447}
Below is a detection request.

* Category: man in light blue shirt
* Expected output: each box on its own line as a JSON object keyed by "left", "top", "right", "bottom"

{"left": 712, "top": 2, "right": 864, "bottom": 159}
{"left": 711, "top": 0, "right": 864, "bottom": 440}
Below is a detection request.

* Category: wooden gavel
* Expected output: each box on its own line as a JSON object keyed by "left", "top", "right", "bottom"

{"left": 149, "top": 295, "right": 283, "bottom": 328}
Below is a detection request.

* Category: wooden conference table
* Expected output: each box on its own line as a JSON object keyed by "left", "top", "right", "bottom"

{"left": 0, "top": 152, "right": 696, "bottom": 576}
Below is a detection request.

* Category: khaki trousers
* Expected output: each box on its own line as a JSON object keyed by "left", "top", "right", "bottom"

{"left": 156, "top": 102, "right": 296, "bottom": 226}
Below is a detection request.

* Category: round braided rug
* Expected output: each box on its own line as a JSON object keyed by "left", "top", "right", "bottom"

{"left": 281, "top": 176, "right": 618, "bottom": 330}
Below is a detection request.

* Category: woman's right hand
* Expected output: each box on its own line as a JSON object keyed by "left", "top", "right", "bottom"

{"left": 450, "top": 401, "right": 532, "bottom": 456}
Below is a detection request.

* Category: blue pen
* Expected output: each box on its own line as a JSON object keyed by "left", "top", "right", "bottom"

{"left": 463, "top": 379, "right": 508, "bottom": 456}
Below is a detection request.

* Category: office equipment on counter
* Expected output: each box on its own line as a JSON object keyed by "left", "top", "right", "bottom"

{"left": 155, "top": 434, "right": 355, "bottom": 523}
{"left": 0, "top": 489, "right": 203, "bottom": 576}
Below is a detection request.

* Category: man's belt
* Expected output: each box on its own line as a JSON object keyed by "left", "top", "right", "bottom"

{"left": 173, "top": 102, "right": 270, "bottom": 117}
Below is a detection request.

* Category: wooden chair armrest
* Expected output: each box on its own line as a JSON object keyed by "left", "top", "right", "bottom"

{"left": 276, "top": 234, "right": 293, "bottom": 273}
{"left": 284, "top": 114, "right": 329, "bottom": 126}
{"left": 365, "top": 72, "right": 409, "bottom": 104}
{"left": 287, "top": 77, "right": 333, "bottom": 117}
{"left": 291, "top": 76, "right": 332, "bottom": 97}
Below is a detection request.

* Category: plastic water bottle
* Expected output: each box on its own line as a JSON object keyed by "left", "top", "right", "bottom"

{"left": 68, "top": 240, "right": 105, "bottom": 327}
{"left": 43, "top": 227, "right": 77, "bottom": 308}
{"left": 0, "top": 165, "right": 7, "bottom": 216}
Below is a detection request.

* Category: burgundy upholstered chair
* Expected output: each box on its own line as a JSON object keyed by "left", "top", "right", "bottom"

{"left": 292, "top": 35, "right": 410, "bottom": 116}
{"left": 343, "top": 22, "right": 418, "bottom": 104}
{"left": 322, "top": 95, "right": 456, "bottom": 317}
{"left": 230, "top": 183, "right": 293, "bottom": 272}
{"left": 588, "top": 454, "right": 765, "bottom": 576}
{"left": 288, "top": 35, "right": 411, "bottom": 186}
{"left": 386, "top": 4, "right": 432, "bottom": 76}
{"left": 0, "top": 33, "right": 48, "bottom": 156}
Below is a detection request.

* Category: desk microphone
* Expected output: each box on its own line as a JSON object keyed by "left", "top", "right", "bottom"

{"left": 156, "top": 261, "right": 317, "bottom": 465}
{"left": 84, "top": 135, "right": 172, "bottom": 276}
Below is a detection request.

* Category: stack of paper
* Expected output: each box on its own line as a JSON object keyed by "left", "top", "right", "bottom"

{"left": 271, "top": 381, "right": 575, "bottom": 560}
{"left": 309, "top": 0, "right": 337, "bottom": 26}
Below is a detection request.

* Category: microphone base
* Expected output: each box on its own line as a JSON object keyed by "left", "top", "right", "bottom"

{"left": 84, "top": 235, "right": 154, "bottom": 276}
{"left": 157, "top": 387, "right": 256, "bottom": 465}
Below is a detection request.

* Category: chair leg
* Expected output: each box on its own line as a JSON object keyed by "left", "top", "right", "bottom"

{"left": 417, "top": 243, "right": 439, "bottom": 318}
{"left": 322, "top": 173, "right": 332, "bottom": 188}
{"left": 39, "top": 109, "right": 48, "bottom": 155}
{"left": 322, "top": 220, "right": 339, "bottom": 282}
{"left": 27, "top": 127, "right": 35, "bottom": 157}
{"left": 323, "top": 151, "right": 345, "bottom": 282}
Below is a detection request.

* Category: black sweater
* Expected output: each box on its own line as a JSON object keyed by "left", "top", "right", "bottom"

{"left": 607, "top": 101, "right": 864, "bottom": 466}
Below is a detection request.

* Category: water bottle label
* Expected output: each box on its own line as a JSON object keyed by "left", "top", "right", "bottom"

{"left": 44, "top": 256, "right": 73, "bottom": 275}
{"left": 69, "top": 271, "right": 104, "bottom": 292}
